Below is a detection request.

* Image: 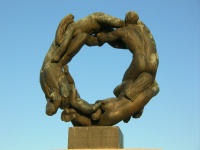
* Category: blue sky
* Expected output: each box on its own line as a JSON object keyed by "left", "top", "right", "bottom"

{"left": 0, "top": 0, "right": 199, "bottom": 150}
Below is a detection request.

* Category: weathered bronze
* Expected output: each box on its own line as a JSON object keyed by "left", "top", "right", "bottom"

{"left": 40, "top": 11, "right": 159, "bottom": 126}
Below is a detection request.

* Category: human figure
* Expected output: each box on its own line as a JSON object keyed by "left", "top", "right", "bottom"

{"left": 40, "top": 14, "right": 102, "bottom": 116}
{"left": 63, "top": 11, "right": 160, "bottom": 126}
{"left": 98, "top": 11, "right": 159, "bottom": 124}
{"left": 51, "top": 12, "right": 124, "bottom": 66}
{"left": 63, "top": 81, "right": 159, "bottom": 126}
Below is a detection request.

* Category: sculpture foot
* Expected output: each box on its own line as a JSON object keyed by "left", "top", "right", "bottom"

{"left": 123, "top": 116, "right": 131, "bottom": 123}
{"left": 132, "top": 109, "right": 144, "bottom": 118}
{"left": 61, "top": 109, "right": 77, "bottom": 122}
{"left": 46, "top": 102, "right": 55, "bottom": 116}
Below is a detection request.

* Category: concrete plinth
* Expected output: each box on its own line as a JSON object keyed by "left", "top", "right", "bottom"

{"left": 68, "top": 126, "right": 123, "bottom": 149}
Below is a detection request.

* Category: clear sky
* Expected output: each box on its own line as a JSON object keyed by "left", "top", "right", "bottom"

{"left": 0, "top": 0, "right": 199, "bottom": 150}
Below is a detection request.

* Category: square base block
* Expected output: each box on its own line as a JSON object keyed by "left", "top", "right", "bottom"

{"left": 68, "top": 126, "right": 124, "bottom": 149}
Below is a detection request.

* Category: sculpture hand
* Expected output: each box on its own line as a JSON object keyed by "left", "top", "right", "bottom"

{"left": 97, "top": 39, "right": 105, "bottom": 47}
{"left": 69, "top": 85, "right": 78, "bottom": 106}
{"left": 97, "top": 32, "right": 106, "bottom": 43}
{"left": 61, "top": 108, "right": 77, "bottom": 122}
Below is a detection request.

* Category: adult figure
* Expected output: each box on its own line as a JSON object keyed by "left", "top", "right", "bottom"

{"left": 62, "top": 11, "right": 159, "bottom": 126}
{"left": 41, "top": 12, "right": 124, "bottom": 116}
{"left": 51, "top": 12, "right": 125, "bottom": 67}
{"left": 98, "top": 11, "right": 159, "bottom": 120}
{"left": 40, "top": 14, "right": 102, "bottom": 116}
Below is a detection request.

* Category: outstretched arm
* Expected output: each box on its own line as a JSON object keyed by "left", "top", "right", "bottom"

{"left": 97, "top": 28, "right": 127, "bottom": 49}
{"left": 107, "top": 40, "right": 127, "bottom": 49}
{"left": 55, "top": 14, "right": 74, "bottom": 46}
{"left": 85, "top": 27, "right": 115, "bottom": 47}
{"left": 85, "top": 35, "right": 104, "bottom": 47}
{"left": 85, "top": 34, "right": 127, "bottom": 49}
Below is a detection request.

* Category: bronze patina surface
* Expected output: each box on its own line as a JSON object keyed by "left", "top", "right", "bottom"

{"left": 40, "top": 11, "right": 159, "bottom": 126}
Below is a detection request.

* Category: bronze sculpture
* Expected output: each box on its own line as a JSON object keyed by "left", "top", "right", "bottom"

{"left": 40, "top": 14, "right": 103, "bottom": 117}
{"left": 40, "top": 11, "right": 159, "bottom": 126}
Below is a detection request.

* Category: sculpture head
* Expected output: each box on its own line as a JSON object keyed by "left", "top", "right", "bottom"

{"left": 125, "top": 11, "right": 139, "bottom": 25}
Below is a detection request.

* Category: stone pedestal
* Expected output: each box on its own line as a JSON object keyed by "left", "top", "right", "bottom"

{"left": 67, "top": 126, "right": 161, "bottom": 150}
{"left": 68, "top": 126, "right": 123, "bottom": 149}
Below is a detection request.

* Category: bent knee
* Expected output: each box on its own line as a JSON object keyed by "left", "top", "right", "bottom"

{"left": 140, "top": 72, "right": 154, "bottom": 84}
{"left": 151, "top": 81, "right": 159, "bottom": 96}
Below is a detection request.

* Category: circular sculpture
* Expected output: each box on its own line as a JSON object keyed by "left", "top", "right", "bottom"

{"left": 40, "top": 11, "right": 159, "bottom": 126}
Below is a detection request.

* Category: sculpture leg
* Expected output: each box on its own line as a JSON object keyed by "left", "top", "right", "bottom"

{"left": 124, "top": 72, "right": 154, "bottom": 101}
{"left": 40, "top": 70, "right": 50, "bottom": 98}
{"left": 121, "top": 72, "right": 155, "bottom": 121}
{"left": 43, "top": 62, "right": 71, "bottom": 100}
{"left": 55, "top": 14, "right": 74, "bottom": 46}
{"left": 97, "top": 80, "right": 159, "bottom": 126}
{"left": 69, "top": 85, "right": 102, "bottom": 114}
{"left": 71, "top": 115, "right": 93, "bottom": 126}
{"left": 113, "top": 81, "right": 127, "bottom": 97}
{"left": 62, "top": 107, "right": 94, "bottom": 126}
{"left": 52, "top": 26, "right": 75, "bottom": 63}
{"left": 59, "top": 32, "right": 89, "bottom": 66}
{"left": 58, "top": 74, "right": 70, "bottom": 98}
{"left": 131, "top": 80, "right": 159, "bottom": 119}
{"left": 46, "top": 98, "right": 62, "bottom": 116}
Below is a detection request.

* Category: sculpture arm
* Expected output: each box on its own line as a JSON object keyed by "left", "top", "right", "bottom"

{"left": 85, "top": 26, "right": 114, "bottom": 47}
{"left": 85, "top": 34, "right": 126, "bottom": 48}
{"left": 55, "top": 14, "right": 74, "bottom": 46}
{"left": 85, "top": 35, "right": 104, "bottom": 47}
{"left": 63, "top": 65, "right": 75, "bottom": 84}
{"left": 107, "top": 40, "right": 127, "bottom": 49}
{"left": 97, "top": 28, "right": 127, "bottom": 49}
